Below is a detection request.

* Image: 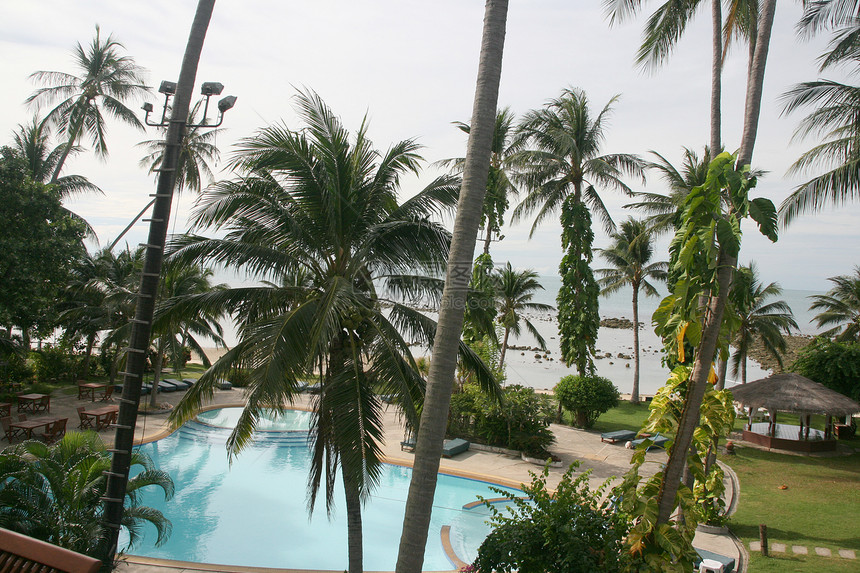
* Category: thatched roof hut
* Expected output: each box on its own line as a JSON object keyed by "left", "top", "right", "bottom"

{"left": 729, "top": 373, "right": 860, "bottom": 417}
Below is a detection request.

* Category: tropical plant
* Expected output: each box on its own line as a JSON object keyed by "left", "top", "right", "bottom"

{"left": 0, "top": 147, "right": 87, "bottom": 349}
{"left": 26, "top": 25, "right": 149, "bottom": 183}
{"left": 0, "top": 431, "right": 173, "bottom": 559}
{"left": 102, "top": 2, "right": 214, "bottom": 563}
{"left": 475, "top": 463, "right": 629, "bottom": 573}
{"left": 437, "top": 107, "right": 521, "bottom": 255}
{"left": 809, "top": 266, "right": 860, "bottom": 341}
{"left": 494, "top": 262, "right": 553, "bottom": 368}
{"left": 554, "top": 374, "right": 620, "bottom": 429}
{"left": 791, "top": 337, "right": 860, "bottom": 401}
{"left": 145, "top": 258, "right": 226, "bottom": 408}
{"left": 512, "top": 87, "right": 645, "bottom": 374}
{"left": 728, "top": 262, "right": 797, "bottom": 383}
{"left": 396, "top": 2, "right": 510, "bottom": 571}
{"left": 448, "top": 383, "right": 554, "bottom": 456}
{"left": 604, "top": 0, "right": 727, "bottom": 154}
{"left": 165, "top": 90, "right": 494, "bottom": 573}
{"left": 596, "top": 218, "right": 668, "bottom": 403}
{"left": 626, "top": 147, "right": 713, "bottom": 236}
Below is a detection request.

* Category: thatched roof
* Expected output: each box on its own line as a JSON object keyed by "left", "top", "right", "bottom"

{"left": 729, "top": 373, "right": 860, "bottom": 417}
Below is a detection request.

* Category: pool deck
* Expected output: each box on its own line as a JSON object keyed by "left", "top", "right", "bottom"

{"left": 44, "top": 385, "right": 744, "bottom": 572}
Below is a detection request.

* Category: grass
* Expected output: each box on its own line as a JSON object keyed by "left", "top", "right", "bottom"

{"left": 591, "top": 400, "right": 651, "bottom": 434}
{"left": 726, "top": 445, "right": 860, "bottom": 572}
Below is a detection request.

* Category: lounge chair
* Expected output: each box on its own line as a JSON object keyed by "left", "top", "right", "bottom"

{"left": 600, "top": 429, "right": 637, "bottom": 443}
{"left": 441, "top": 438, "right": 470, "bottom": 458}
{"left": 628, "top": 434, "right": 670, "bottom": 451}
{"left": 694, "top": 547, "right": 735, "bottom": 572}
{"left": 163, "top": 378, "right": 191, "bottom": 390}
{"left": 0, "top": 527, "right": 101, "bottom": 573}
{"left": 182, "top": 378, "right": 197, "bottom": 386}
{"left": 155, "top": 380, "right": 177, "bottom": 393}
{"left": 217, "top": 380, "right": 233, "bottom": 390}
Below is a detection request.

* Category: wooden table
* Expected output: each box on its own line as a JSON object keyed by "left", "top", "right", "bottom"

{"left": 16, "top": 394, "right": 50, "bottom": 414}
{"left": 80, "top": 405, "right": 118, "bottom": 431}
{"left": 77, "top": 383, "right": 107, "bottom": 401}
{"left": 9, "top": 416, "right": 63, "bottom": 440}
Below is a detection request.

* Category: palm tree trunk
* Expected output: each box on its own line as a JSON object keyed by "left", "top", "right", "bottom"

{"left": 149, "top": 339, "right": 165, "bottom": 409}
{"left": 716, "top": 357, "right": 727, "bottom": 390}
{"left": 631, "top": 286, "right": 640, "bottom": 404}
{"left": 482, "top": 225, "right": 493, "bottom": 255}
{"left": 498, "top": 326, "right": 510, "bottom": 369}
{"left": 395, "top": 2, "right": 508, "bottom": 572}
{"left": 741, "top": 355, "right": 747, "bottom": 384}
{"left": 81, "top": 332, "right": 96, "bottom": 381}
{"left": 343, "top": 472, "right": 363, "bottom": 573}
{"left": 100, "top": 0, "right": 216, "bottom": 565}
{"left": 654, "top": 0, "right": 777, "bottom": 527}
{"left": 710, "top": 0, "right": 722, "bottom": 154}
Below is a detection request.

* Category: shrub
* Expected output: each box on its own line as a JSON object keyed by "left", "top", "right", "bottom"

{"left": 475, "top": 463, "right": 630, "bottom": 573}
{"left": 448, "top": 383, "right": 555, "bottom": 456}
{"left": 227, "top": 367, "right": 252, "bottom": 388}
{"left": 555, "top": 374, "right": 619, "bottom": 428}
{"left": 30, "top": 344, "right": 79, "bottom": 384}
{"left": 791, "top": 338, "right": 860, "bottom": 401}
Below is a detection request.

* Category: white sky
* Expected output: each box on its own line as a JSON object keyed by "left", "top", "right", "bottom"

{"left": 1, "top": 0, "right": 856, "bottom": 292}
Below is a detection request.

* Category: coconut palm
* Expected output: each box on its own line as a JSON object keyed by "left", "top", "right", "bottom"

{"left": 728, "top": 263, "right": 798, "bottom": 383}
{"left": 512, "top": 87, "right": 644, "bottom": 374}
{"left": 437, "top": 107, "right": 521, "bottom": 255}
{"left": 108, "top": 100, "right": 226, "bottom": 251}
{"left": 494, "top": 263, "right": 553, "bottom": 369}
{"left": 166, "top": 90, "right": 493, "bottom": 573}
{"left": 26, "top": 26, "right": 149, "bottom": 183}
{"left": 396, "top": 3, "right": 509, "bottom": 571}
{"left": 512, "top": 87, "right": 644, "bottom": 235}
{"left": 809, "top": 266, "right": 860, "bottom": 341}
{"left": 604, "top": 0, "right": 727, "bottom": 154}
{"left": 626, "top": 147, "right": 713, "bottom": 235}
{"left": 0, "top": 431, "right": 173, "bottom": 558}
{"left": 779, "top": 66, "right": 860, "bottom": 226}
{"left": 145, "top": 258, "right": 226, "bottom": 408}
{"left": 596, "top": 219, "right": 668, "bottom": 403}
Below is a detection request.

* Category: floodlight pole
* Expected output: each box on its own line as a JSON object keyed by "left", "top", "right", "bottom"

{"left": 99, "top": 0, "right": 219, "bottom": 566}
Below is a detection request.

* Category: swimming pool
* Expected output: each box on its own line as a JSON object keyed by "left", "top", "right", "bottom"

{"left": 123, "top": 407, "right": 517, "bottom": 571}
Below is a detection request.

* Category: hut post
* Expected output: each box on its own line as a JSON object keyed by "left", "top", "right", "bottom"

{"left": 825, "top": 415, "right": 833, "bottom": 440}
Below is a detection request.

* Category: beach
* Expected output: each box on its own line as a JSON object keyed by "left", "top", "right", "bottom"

{"left": 198, "top": 279, "right": 823, "bottom": 396}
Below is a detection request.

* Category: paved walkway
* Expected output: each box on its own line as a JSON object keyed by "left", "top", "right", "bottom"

{"left": 41, "top": 385, "right": 743, "bottom": 572}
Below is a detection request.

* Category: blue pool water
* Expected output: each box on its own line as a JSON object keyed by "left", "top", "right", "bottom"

{"left": 123, "top": 407, "right": 516, "bottom": 571}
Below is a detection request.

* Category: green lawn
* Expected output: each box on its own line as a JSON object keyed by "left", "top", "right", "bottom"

{"left": 591, "top": 400, "right": 651, "bottom": 433}
{"left": 726, "top": 445, "right": 860, "bottom": 572}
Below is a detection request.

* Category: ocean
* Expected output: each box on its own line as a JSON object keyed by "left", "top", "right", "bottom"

{"left": 207, "top": 270, "right": 825, "bottom": 397}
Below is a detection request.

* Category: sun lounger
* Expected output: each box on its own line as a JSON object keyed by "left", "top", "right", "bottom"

{"left": 628, "top": 434, "right": 670, "bottom": 450}
{"left": 155, "top": 380, "right": 177, "bottom": 392}
{"left": 601, "top": 429, "right": 637, "bottom": 443}
{"left": 163, "top": 378, "right": 191, "bottom": 390}
{"left": 217, "top": 380, "right": 233, "bottom": 390}
{"left": 441, "top": 438, "right": 470, "bottom": 458}
{"left": 694, "top": 547, "right": 735, "bottom": 572}
{"left": 159, "top": 379, "right": 184, "bottom": 391}
{"left": 182, "top": 378, "right": 197, "bottom": 386}
{"left": 114, "top": 383, "right": 151, "bottom": 395}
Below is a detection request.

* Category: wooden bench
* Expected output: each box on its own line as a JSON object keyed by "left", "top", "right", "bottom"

{"left": 0, "top": 527, "right": 101, "bottom": 573}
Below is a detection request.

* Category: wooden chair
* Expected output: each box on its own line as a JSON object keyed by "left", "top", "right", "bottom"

{"left": 0, "top": 526, "right": 100, "bottom": 573}
{"left": 1, "top": 416, "right": 23, "bottom": 443}
{"left": 99, "top": 385, "right": 114, "bottom": 402}
{"left": 39, "top": 419, "right": 67, "bottom": 445}
{"left": 77, "top": 407, "right": 94, "bottom": 430}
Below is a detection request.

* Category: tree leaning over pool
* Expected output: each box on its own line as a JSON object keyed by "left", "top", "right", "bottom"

{"left": 166, "top": 90, "right": 493, "bottom": 573}
{"left": 396, "top": 2, "right": 509, "bottom": 572}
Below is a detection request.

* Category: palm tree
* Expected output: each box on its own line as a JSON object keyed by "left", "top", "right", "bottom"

{"left": 604, "top": 0, "right": 727, "bottom": 154}
{"left": 108, "top": 100, "right": 225, "bottom": 251}
{"left": 396, "top": 2, "right": 509, "bottom": 571}
{"left": 166, "top": 90, "right": 492, "bottom": 573}
{"left": 809, "top": 266, "right": 860, "bottom": 341}
{"left": 494, "top": 263, "right": 553, "bottom": 369}
{"left": 596, "top": 218, "right": 668, "bottom": 403}
{"left": 0, "top": 431, "right": 173, "bottom": 558}
{"left": 654, "top": 0, "right": 778, "bottom": 529}
{"left": 437, "top": 107, "right": 521, "bottom": 255}
{"left": 728, "top": 263, "right": 798, "bottom": 383}
{"left": 10, "top": 118, "right": 101, "bottom": 238}
{"left": 511, "top": 87, "right": 645, "bottom": 374}
{"left": 26, "top": 26, "right": 149, "bottom": 183}
{"left": 145, "top": 258, "right": 226, "bottom": 408}
{"left": 627, "top": 147, "right": 713, "bottom": 236}
{"left": 102, "top": 2, "right": 216, "bottom": 563}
